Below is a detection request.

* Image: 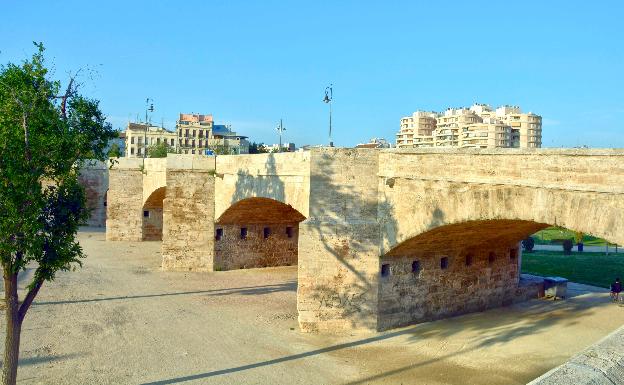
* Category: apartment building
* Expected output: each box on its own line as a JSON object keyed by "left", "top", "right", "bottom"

{"left": 176, "top": 113, "right": 250, "bottom": 154}
{"left": 396, "top": 103, "right": 542, "bottom": 149}
{"left": 397, "top": 111, "right": 437, "bottom": 147}
{"left": 125, "top": 122, "right": 177, "bottom": 158}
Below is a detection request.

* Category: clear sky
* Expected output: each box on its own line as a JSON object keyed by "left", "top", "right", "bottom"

{"left": 1, "top": 1, "right": 623, "bottom": 148}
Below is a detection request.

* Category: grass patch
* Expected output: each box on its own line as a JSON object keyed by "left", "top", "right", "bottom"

{"left": 532, "top": 227, "right": 611, "bottom": 246}
{"left": 521, "top": 250, "right": 624, "bottom": 289}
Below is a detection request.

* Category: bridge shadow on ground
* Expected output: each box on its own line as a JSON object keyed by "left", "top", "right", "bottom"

{"left": 140, "top": 290, "right": 612, "bottom": 385}
{"left": 32, "top": 281, "right": 296, "bottom": 306}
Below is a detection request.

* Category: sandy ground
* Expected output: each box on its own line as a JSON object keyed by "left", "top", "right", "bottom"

{"left": 1, "top": 228, "right": 623, "bottom": 385}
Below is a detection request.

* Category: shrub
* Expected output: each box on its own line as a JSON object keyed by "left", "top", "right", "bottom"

{"left": 562, "top": 239, "right": 574, "bottom": 255}
{"left": 522, "top": 237, "right": 535, "bottom": 252}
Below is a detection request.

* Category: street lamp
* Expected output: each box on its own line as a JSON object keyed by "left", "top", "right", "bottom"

{"left": 276, "top": 119, "right": 286, "bottom": 152}
{"left": 323, "top": 84, "right": 333, "bottom": 147}
{"left": 144, "top": 98, "right": 154, "bottom": 159}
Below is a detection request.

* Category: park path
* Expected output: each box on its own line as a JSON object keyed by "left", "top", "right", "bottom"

{"left": 533, "top": 244, "right": 621, "bottom": 253}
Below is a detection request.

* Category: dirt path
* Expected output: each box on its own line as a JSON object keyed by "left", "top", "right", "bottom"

{"left": 1, "top": 229, "right": 622, "bottom": 384}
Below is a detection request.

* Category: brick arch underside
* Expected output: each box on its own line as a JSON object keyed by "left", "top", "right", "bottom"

{"left": 144, "top": 186, "right": 166, "bottom": 209}
{"left": 142, "top": 187, "right": 166, "bottom": 241}
{"left": 214, "top": 197, "right": 306, "bottom": 271}
{"left": 217, "top": 197, "right": 306, "bottom": 224}
{"left": 386, "top": 219, "right": 548, "bottom": 257}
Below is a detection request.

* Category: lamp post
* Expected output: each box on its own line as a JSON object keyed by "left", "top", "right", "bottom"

{"left": 276, "top": 119, "right": 286, "bottom": 152}
{"left": 323, "top": 84, "right": 333, "bottom": 147}
{"left": 144, "top": 98, "right": 154, "bottom": 159}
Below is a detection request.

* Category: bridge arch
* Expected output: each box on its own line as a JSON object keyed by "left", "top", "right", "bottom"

{"left": 142, "top": 186, "right": 166, "bottom": 241}
{"left": 214, "top": 197, "right": 306, "bottom": 270}
{"left": 376, "top": 180, "right": 624, "bottom": 330}
{"left": 382, "top": 182, "right": 624, "bottom": 255}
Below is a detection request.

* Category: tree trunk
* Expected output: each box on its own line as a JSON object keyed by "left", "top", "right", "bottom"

{"left": 2, "top": 272, "right": 22, "bottom": 385}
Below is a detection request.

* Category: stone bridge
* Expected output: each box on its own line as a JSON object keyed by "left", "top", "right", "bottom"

{"left": 102, "top": 148, "right": 624, "bottom": 333}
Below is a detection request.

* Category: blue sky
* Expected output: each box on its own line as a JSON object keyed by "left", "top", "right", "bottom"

{"left": 1, "top": 1, "right": 623, "bottom": 147}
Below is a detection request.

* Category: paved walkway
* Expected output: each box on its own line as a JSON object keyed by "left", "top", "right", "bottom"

{"left": 533, "top": 244, "right": 622, "bottom": 253}
{"left": 2, "top": 229, "right": 624, "bottom": 385}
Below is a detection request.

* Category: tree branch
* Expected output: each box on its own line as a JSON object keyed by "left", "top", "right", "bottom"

{"left": 18, "top": 278, "right": 43, "bottom": 322}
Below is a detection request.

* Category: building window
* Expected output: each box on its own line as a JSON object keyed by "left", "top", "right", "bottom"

{"left": 411, "top": 260, "right": 420, "bottom": 274}
{"left": 185, "top": 129, "right": 189, "bottom": 137}
{"left": 131, "top": 137, "right": 135, "bottom": 144}
{"left": 440, "top": 257, "right": 449, "bottom": 270}
{"left": 170, "top": 138, "right": 174, "bottom": 146}
{"left": 286, "top": 226, "right": 293, "bottom": 238}
{"left": 215, "top": 228, "right": 223, "bottom": 241}
{"left": 131, "top": 148, "right": 134, "bottom": 155}
{"left": 157, "top": 138, "right": 160, "bottom": 144}
{"left": 488, "top": 252, "right": 496, "bottom": 265}
{"left": 143, "top": 210, "right": 149, "bottom": 218}
{"left": 465, "top": 253, "right": 473, "bottom": 267}
{"left": 263, "top": 227, "right": 270, "bottom": 239}
{"left": 381, "top": 263, "right": 390, "bottom": 277}
{"left": 240, "top": 227, "right": 247, "bottom": 240}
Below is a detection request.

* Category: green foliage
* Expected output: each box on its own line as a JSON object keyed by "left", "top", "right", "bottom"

{"left": 147, "top": 142, "right": 175, "bottom": 158}
{"left": 207, "top": 144, "right": 235, "bottom": 155}
{"left": 0, "top": 43, "right": 115, "bottom": 305}
{"left": 249, "top": 142, "right": 269, "bottom": 154}
{"left": 108, "top": 142, "right": 122, "bottom": 158}
{"left": 522, "top": 250, "right": 624, "bottom": 289}
{"left": 521, "top": 237, "right": 535, "bottom": 252}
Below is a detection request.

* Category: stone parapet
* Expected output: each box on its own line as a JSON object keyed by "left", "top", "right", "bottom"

{"left": 527, "top": 325, "right": 624, "bottom": 385}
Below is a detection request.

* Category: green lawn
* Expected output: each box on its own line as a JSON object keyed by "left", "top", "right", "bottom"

{"left": 532, "top": 227, "right": 611, "bottom": 246}
{"left": 521, "top": 250, "right": 624, "bottom": 289}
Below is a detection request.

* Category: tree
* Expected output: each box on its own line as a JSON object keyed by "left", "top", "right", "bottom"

{"left": 147, "top": 142, "right": 175, "bottom": 158}
{"left": 522, "top": 237, "right": 535, "bottom": 252}
{"left": 0, "top": 43, "right": 115, "bottom": 385}
{"left": 207, "top": 144, "right": 234, "bottom": 155}
{"left": 108, "top": 142, "right": 122, "bottom": 158}
{"left": 249, "top": 142, "right": 269, "bottom": 154}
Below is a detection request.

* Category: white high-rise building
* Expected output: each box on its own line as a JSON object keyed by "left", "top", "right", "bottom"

{"left": 396, "top": 103, "right": 542, "bottom": 149}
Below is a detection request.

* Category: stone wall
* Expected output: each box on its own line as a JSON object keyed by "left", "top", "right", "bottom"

{"left": 214, "top": 223, "right": 298, "bottom": 270}
{"left": 298, "top": 148, "right": 382, "bottom": 332}
{"left": 78, "top": 160, "right": 109, "bottom": 227}
{"left": 161, "top": 156, "right": 216, "bottom": 271}
{"left": 106, "top": 159, "right": 143, "bottom": 241}
{"left": 378, "top": 245, "right": 543, "bottom": 330}
{"left": 142, "top": 208, "right": 163, "bottom": 241}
